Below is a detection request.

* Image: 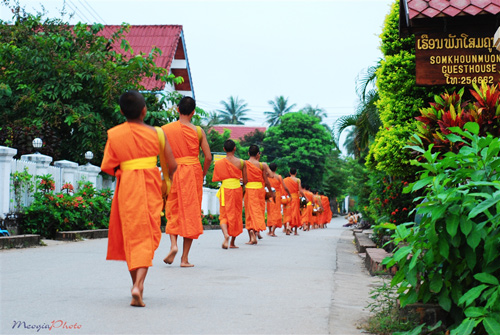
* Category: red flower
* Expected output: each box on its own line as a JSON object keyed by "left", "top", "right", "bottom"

{"left": 391, "top": 211, "right": 396, "bottom": 215}
{"left": 56, "top": 194, "right": 63, "bottom": 198}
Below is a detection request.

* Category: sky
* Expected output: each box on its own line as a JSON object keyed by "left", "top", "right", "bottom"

{"left": 1, "top": 0, "right": 395, "bottom": 152}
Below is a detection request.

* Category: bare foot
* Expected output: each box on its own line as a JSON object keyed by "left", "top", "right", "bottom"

{"left": 163, "top": 246, "right": 178, "bottom": 265}
{"left": 245, "top": 241, "right": 253, "bottom": 245}
{"left": 294, "top": 232, "right": 299, "bottom": 235}
{"left": 270, "top": 234, "right": 277, "bottom": 237}
{"left": 131, "top": 287, "right": 145, "bottom": 307}
{"left": 222, "top": 236, "right": 229, "bottom": 249}
{"left": 257, "top": 232, "right": 263, "bottom": 239}
{"left": 180, "top": 262, "right": 194, "bottom": 267}
{"left": 230, "top": 245, "right": 239, "bottom": 249}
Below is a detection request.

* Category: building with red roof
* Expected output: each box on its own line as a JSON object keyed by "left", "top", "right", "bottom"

{"left": 101, "top": 25, "right": 194, "bottom": 97}
{"left": 400, "top": 0, "right": 500, "bottom": 34}
{"left": 210, "top": 125, "right": 267, "bottom": 140}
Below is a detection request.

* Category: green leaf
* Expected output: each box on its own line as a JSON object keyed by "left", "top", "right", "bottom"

{"left": 464, "top": 306, "right": 485, "bottom": 318}
{"left": 458, "top": 284, "right": 488, "bottom": 306}
{"left": 446, "top": 214, "right": 459, "bottom": 238}
{"left": 467, "top": 228, "right": 482, "bottom": 251}
{"left": 450, "top": 318, "right": 476, "bottom": 335}
{"left": 484, "top": 317, "right": 500, "bottom": 335}
{"left": 438, "top": 288, "right": 451, "bottom": 311}
{"left": 469, "top": 194, "right": 500, "bottom": 219}
{"left": 439, "top": 237, "right": 449, "bottom": 259}
{"left": 430, "top": 274, "right": 443, "bottom": 293}
{"left": 474, "top": 272, "right": 499, "bottom": 285}
{"left": 464, "top": 122, "right": 480, "bottom": 135}
{"left": 460, "top": 217, "right": 473, "bottom": 236}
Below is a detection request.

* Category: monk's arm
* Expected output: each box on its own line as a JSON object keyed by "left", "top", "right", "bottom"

{"left": 281, "top": 177, "right": 291, "bottom": 197}
{"left": 298, "top": 180, "right": 307, "bottom": 198}
{"left": 163, "top": 133, "right": 177, "bottom": 177}
{"left": 200, "top": 129, "right": 212, "bottom": 177}
{"left": 242, "top": 162, "right": 248, "bottom": 185}
{"left": 262, "top": 163, "right": 272, "bottom": 190}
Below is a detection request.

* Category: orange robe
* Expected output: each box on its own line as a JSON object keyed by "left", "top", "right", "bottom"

{"left": 283, "top": 177, "right": 301, "bottom": 228}
{"left": 244, "top": 162, "right": 266, "bottom": 231}
{"left": 212, "top": 158, "right": 243, "bottom": 237}
{"left": 321, "top": 195, "right": 332, "bottom": 224}
{"left": 101, "top": 122, "right": 162, "bottom": 271}
{"left": 162, "top": 121, "right": 203, "bottom": 239}
{"left": 301, "top": 191, "right": 314, "bottom": 224}
{"left": 266, "top": 175, "right": 283, "bottom": 228}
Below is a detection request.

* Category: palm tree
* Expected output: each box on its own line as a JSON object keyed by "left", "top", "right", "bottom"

{"left": 203, "top": 111, "right": 221, "bottom": 128}
{"left": 300, "top": 104, "right": 327, "bottom": 122}
{"left": 335, "top": 62, "right": 382, "bottom": 159}
{"left": 264, "top": 96, "right": 296, "bottom": 127}
{"left": 336, "top": 88, "right": 381, "bottom": 159}
{"left": 217, "top": 96, "right": 253, "bottom": 124}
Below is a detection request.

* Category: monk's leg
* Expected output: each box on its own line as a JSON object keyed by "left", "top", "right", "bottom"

{"left": 246, "top": 229, "right": 257, "bottom": 244}
{"left": 230, "top": 236, "right": 238, "bottom": 248}
{"left": 256, "top": 230, "right": 263, "bottom": 240}
{"left": 271, "top": 226, "right": 277, "bottom": 236}
{"left": 164, "top": 234, "right": 178, "bottom": 264}
{"left": 267, "top": 226, "right": 272, "bottom": 236}
{"left": 130, "top": 267, "right": 147, "bottom": 307}
{"left": 245, "top": 230, "right": 253, "bottom": 244}
{"left": 180, "top": 238, "right": 194, "bottom": 267}
{"left": 220, "top": 223, "right": 229, "bottom": 249}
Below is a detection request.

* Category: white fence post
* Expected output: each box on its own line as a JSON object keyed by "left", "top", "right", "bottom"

{"left": 20, "top": 153, "right": 52, "bottom": 176}
{"left": 0, "top": 146, "right": 17, "bottom": 218}
{"left": 79, "top": 163, "right": 101, "bottom": 187}
{"left": 54, "top": 160, "right": 79, "bottom": 189}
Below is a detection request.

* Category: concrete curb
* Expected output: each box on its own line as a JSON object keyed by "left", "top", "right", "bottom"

{"left": 0, "top": 234, "right": 41, "bottom": 249}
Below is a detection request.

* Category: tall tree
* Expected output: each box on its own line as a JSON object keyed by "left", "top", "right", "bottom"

{"left": 0, "top": 11, "right": 181, "bottom": 163}
{"left": 203, "top": 111, "right": 221, "bottom": 128}
{"left": 264, "top": 96, "right": 296, "bottom": 127}
{"left": 336, "top": 89, "right": 381, "bottom": 159}
{"left": 300, "top": 104, "right": 327, "bottom": 122}
{"left": 263, "top": 112, "right": 333, "bottom": 190}
{"left": 217, "top": 96, "right": 252, "bottom": 125}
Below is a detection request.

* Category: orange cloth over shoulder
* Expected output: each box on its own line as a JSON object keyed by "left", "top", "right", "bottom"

{"left": 283, "top": 177, "right": 301, "bottom": 228}
{"left": 162, "top": 121, "right": 203, "bottom": 239}
{"left": 212, "top": 158, "right": 243, "bottom": 237}
{"left": 101, "top": 122, "right": 162, "bottom": 271}
{"left": 244, "top": 161, "right": 266, "bottom": 231}
{"left": 301, "top": 190, "right": 314, "bottom": 224}
{"left": 322, "top": 195, "right": 332, "bottom": 224}
{"left": 266, "top": 175, "right": 283, "bottom": 228}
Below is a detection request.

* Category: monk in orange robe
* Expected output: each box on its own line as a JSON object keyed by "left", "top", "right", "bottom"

{"left": 244, "top": 145, "right": 272, "bottom": 244}
{"left": 321, "top": 195, "right": 333, "bottom": 227}
{"left": 102, "top": 91, "right": 177, "bottom": 307}
{"left": 300, "top": 184, "right": 315, "bottom": 231}
{"left": 212, "top": 139, "right": 246, "bottom": 249}
{"left": 283, "top": 168, "right": 306, "bottom": 235}
{"left": 266, "top": 163, "right": 291, "bottom": 237}
{"left": 162, "top": 96, "right": 212, "bottom": 267}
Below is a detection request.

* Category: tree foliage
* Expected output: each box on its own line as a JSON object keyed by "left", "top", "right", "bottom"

{"left": 0, "top": 12, "right": 181, "bottom": 163}
{"left": 386, "top": 124, "right": 500, "bottom": 334}
{"left": 365, "top": 1, "right": 445, "bottom": 177}
{"left": 264, "top": 95, "right": 296, "bottom": 127}
{"left": 217, "top": 96, "right": 253, "bottom": 125}
{"left": 262, "top": 112, "right": 333, "bottom": 190}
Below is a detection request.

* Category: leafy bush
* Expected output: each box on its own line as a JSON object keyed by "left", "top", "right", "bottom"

{"left": 23, "top": 177, "right": 113, "bottom": 238}
{"left": 414, "top": 82, "right": 500, "bottom": 155}
{"left": 384, "top": 123, "right": 500, "bottom": 334}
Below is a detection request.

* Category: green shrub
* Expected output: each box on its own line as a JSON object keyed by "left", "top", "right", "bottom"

{"left": 384, "top": 123, "right": 500, "bottom": 334}
{"left": 23, "top": 177, "right": 112, "bottom": 238}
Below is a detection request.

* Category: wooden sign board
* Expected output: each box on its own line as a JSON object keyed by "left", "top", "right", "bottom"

{"left": 415, "top": 28, "right": 500, "bottom": 86}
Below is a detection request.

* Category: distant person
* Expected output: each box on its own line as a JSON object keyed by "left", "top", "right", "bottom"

{"left": 162, "top": 96, "right": 212, "bottom": 267}
{"left": 244, "top": 145, "right": 273, "bottom": 244}
{"left": 283, "top": 168, "right": 306, "bottom": 235}
{"left": 101, "top": 90, "right": 177, "bottom": 307}
{"left": 266, "top": 163, "right": 291, "bottom": 236}
{"left": 212, "top": 139, "right": 247, "bottom": 249}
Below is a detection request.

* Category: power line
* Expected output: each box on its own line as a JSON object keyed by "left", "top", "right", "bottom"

{"left": 66, "top": 0, "right": 92, "bottom": 23}
{"left": 80, "top": 0, "right": 107, "bottom": 24}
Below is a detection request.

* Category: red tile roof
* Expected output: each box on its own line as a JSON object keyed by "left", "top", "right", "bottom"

{"left": 101, "top": 25, "right": 184, "bottom": 91}
{"left": 406, "top": 0, "right": 500, "bottom": 19}
{"left": 210, "top": 125, "right": 267, "bottom": 140}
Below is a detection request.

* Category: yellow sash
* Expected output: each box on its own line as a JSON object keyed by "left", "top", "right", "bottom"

{"left": 246, "top": 181, "right": 263, "bottom": 189}
{"left": 216, "top": 178, "right": 241, "bottom": 206}
{"left": 120, "top": 156, "right": 157, "bottom": 171}
{"left": 176, "top": 156, "right": 199, "bottom": 165}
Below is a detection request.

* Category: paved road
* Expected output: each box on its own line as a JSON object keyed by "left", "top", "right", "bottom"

{"left": 0, "top": 216, "right": 380, "bottom": 335}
